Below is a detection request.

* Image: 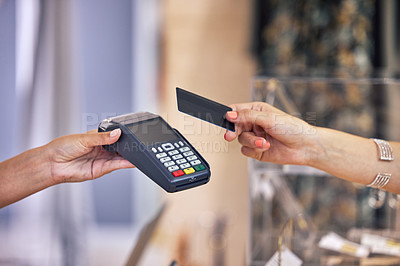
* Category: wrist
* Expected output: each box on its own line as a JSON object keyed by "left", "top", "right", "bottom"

{"left": 303, "top": 126, "right": 326, "bottom": 168}
{"left": 40, "top": 142, "right": 61, "bottom": 186}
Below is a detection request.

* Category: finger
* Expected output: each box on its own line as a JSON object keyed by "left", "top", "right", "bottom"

{"left": 238, "top": 132, "right": 270, "bottom": 150}
{"left": 106, "top": 158, "right": 135, "bottom": 169}
{"left": 112, "top": 158, "right": 135, "bottom": 169}
{"left": 225, "top": 102, "right": 268, "bottom": 141}
{"left": 224, "top": 129, "right": 237, "bottom": 142}
{"left": 228, "top": 102, "right": 269, "bottom": 112}
{"left": 94, "top": 158, "right": 135, "bottom": 179}
{"left": 111, "top": 155, "right": 135, "bottom": 168}
{"left": 241, "top": 146, "right": 263, "bottom": 161}
{"left": 227, "top": 108, "right": 277, "bottom": 132}
{"left": 224, "top": 109, "right": 242, "bottom": 141}
{"left": 80, "top": 128, "right": 122, "bottom": 148}
{"left": 96, "top": 151, "right": 135, "bottom": 167}
{"left": 224, "top": 110, "right": 257, "bottom": 142}
{"left": 224, "top": 110, "right": 249, "bottom": 141}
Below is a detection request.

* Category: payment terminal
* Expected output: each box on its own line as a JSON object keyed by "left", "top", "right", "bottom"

{"left": 98, "top": 112, "right": 211, "bottom": 192}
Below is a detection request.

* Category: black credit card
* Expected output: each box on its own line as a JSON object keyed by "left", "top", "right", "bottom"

{"left": 176, "top": 87, "right": 235, "bottom": 132}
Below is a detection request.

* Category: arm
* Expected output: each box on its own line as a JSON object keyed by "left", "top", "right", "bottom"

{"left": 0, "top": 129, "right": 134, "bottom": 208}
{"left": 224, "top": 102, "right": 400, "bottom": 194}
{"left": 310, "top": 128, "right": 400, "bottom": 193}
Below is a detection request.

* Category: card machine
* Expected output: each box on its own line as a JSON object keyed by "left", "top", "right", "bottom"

{"left": 98, "top": 112, "right": 211, "bottom": 192}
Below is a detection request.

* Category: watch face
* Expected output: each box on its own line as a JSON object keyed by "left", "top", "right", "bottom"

{"left": 127, "top": 117, "right": 178, "bottom": 146}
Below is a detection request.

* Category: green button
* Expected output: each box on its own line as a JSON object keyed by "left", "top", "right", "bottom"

{"left": 194, "top": 164, "right": 205, "bottom": 171}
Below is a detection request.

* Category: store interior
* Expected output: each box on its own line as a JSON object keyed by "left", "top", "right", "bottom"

{"left": 0, "top": 0, "right": 399, "bottom": 265}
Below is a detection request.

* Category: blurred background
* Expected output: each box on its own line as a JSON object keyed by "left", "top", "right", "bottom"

{"left": 0, "top": 0, "right": 399, "bottom": 266}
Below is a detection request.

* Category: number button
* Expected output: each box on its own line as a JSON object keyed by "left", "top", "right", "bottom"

{"left": 180, "top": 163, "right": 190, "bottom": 169}
{"left": 160, "top": 157, "right": 171, "bottom": 163}
{"left": 168, "top": 165, "right": 179, "bottom": 172}
{"left": 187, "top": 155, "right": 197, "bottom": 161}
{"left": 172, "top": 154, "right": 183, "bottom": 160}
{"left": 176, "top": 158, "right": 187, "bottom": 164}
{"left": 183, "top": 151, "right": 194, "bottom": 157}
{"left": 190, "top": 160, "right": 201, "bottom": 166}
{"left": 156, "top": 152, "right": 167, "bottom": 159}
{"left": 168, "top": 150, "right": 179, "bottom": 156}
{"left": 179, "top": 147, "right": 190, "bottom": 152}
{"left": 164, "top": 161, "right": 175, "bottom": 167}
{"left": 162, "top": 143, "right": 175, "bottom": 151}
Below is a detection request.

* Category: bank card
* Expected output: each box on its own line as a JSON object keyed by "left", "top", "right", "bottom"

{"left": 176, "top": 87, "right": 235, "bottom": 132}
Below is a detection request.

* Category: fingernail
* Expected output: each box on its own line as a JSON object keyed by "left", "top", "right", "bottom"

{"left": 110, "top": 128, "right": 121, "bottom": 138}
{"left": 227, "top": 111, "right": 238, "bottom": 120}
{"left": 255, "top": 139, "right": 264, "bottom": 148}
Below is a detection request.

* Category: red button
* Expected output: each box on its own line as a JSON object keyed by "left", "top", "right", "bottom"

{"left": 172, "top": 170, "right": 184, "bottom": 177}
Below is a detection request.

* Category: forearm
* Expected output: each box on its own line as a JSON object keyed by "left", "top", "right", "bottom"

{"left": 0, "top": 145, "right": 55, "bottom": 208}
{"left": 309, "top": 127, "right": 400, "bottom": 194}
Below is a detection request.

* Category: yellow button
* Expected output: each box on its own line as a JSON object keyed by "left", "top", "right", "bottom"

{"left": 183, "top": 167, "right": 195, "bottom": 175}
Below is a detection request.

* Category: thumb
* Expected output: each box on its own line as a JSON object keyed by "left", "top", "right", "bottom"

{"left": 226, "top": 109, "right": 274, "bottom": 136}
{"left": 80, "top": 128, "right": 122, "bottom": 148}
